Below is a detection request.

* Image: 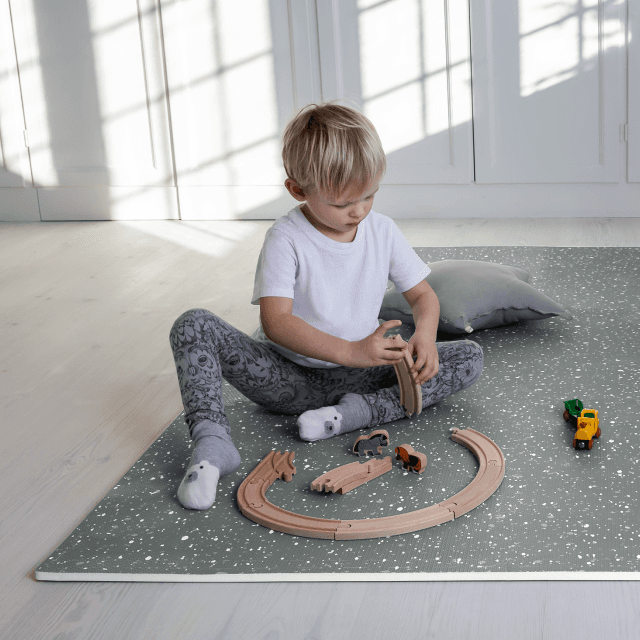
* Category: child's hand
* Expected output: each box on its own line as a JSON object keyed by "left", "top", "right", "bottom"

{"left": 406, "top": 333, "right": 439, "bottom": 384}
{"left": 347, "top": 320, "right": 409, "bottom": 368}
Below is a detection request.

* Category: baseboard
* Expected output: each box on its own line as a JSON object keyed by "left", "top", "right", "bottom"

{"left": 37, "top": 187, "right": 179, "bottom": 221}
{"left": 0, "top": 188, "right": 40, "bottom": 222}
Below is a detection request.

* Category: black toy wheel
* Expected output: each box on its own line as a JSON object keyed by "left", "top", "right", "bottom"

{"left": 574, "top": 439, "right": 588, "bottom": 450}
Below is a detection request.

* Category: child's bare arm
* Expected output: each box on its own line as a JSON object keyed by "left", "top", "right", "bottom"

{"left": 260, "top": 297, "right": 408, "bottom": 368}
{"left": 402, "top": 279, "right": 440, "bottom": 383}
{"left": 403, "top": 280, "right": 439, "bottom": 341}
{"left": 260, "top": 297, "right": 349, "bottom": 364}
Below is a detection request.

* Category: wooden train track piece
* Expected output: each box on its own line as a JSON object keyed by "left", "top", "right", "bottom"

{"left": 353, "top": 429, "right": 390, "bottom": 456}
{"left": 443, "top": 428, "right": 505, "bottom": 518}
{"left": 310, "top": 457, "right": 392, "bottom": 494}
{"left": 393, "top": 350, "right": 422, "bottom": 417}
{"left": 395, "top": 444, "right": 427, "bottom": 473}
{"left": 236, "top": 450, "right": 340, "bottom": 539}
{"left": 236, "top": 428, "right": 505, "bottom": 540}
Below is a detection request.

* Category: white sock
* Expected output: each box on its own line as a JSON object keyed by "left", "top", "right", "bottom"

{"left": 297, "top": 393, "right": 373, "bottom": 442}
{"left": 177, "top": 422, "right": 241, "bottom": 510}
{"left": 177, "top": 460, "right": 221, "bottom": 510}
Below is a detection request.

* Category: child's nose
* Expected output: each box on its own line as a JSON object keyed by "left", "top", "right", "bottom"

{"left": 352, "top": 201, "right": 368, "bottom": 218}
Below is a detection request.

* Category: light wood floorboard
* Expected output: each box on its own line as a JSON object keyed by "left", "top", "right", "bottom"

{"left": 1, "top": 217, "right": 640, "bottom": 640}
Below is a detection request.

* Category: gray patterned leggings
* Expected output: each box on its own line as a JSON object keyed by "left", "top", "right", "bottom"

{"left": 169, "top": 308, "right": 484, "bottom": 442}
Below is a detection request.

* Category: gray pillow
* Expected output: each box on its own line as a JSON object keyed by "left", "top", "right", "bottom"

{"left": 380, "top": 260, "right": 572, "bottom": 334}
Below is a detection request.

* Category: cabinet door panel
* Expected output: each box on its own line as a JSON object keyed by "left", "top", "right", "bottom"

{"left": 629, "top": 0, "right": 640, "bottom": 182}
{"left": 12, "top": 0, "right": 174, "bottom": 187}
{"left": 162, "top": 0, "right": 318, "bottom": 218}
{"left": 471, "top": 0, "right": 624, "bottom": 183}
{"left": 317, "top": 0, "right": 474, "bottom": 185}
{"left": 0, "top": 0, "right": 32, "bottom": 188}
{"left": 162, "top": 0, "right": 299, "bottom": 187}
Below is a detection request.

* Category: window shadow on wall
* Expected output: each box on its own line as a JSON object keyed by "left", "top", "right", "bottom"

{"left": 10, "top": 0, "right": 627, "bottom": 230}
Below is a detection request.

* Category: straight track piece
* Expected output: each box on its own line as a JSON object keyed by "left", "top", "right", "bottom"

{"left": 310, "top": 457, "right": 392, "bottom": 494}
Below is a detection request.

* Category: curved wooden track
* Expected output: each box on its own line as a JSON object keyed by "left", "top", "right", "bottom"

{"left": 393, "top": 351, "right": 422, "bottom": 417}
{"left": 237, "top": 428, "right": 505, "bottom": 540}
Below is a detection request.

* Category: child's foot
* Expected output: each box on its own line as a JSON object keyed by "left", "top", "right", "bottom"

{"left": 177, "top": 460, "right": 221, "bottom": 510}
{"left": 177, "top": 424, "right": 241, "bottom": 510}
{"left": 297, "top": 393, "right": 373, "bottom": 442}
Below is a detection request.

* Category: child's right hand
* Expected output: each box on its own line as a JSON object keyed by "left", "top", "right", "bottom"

{"left": 346, "top": 320, "right": 409, "bottom": 368}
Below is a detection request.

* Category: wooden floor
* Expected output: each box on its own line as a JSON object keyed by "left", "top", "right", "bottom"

{"left": 1, "top": 217, "right": 640, "bottom": 640}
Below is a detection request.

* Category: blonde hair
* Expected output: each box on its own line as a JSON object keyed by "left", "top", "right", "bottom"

{"left": 282, "top": 101, "right": 386, "bottom": 198}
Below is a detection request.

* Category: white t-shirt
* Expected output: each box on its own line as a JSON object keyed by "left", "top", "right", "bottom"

{"left": 251, "top": 205, "right": 430, "bottom": 368}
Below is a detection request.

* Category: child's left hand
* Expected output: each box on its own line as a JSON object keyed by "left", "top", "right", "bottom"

{"left": 406, "top": 334, "right": 439, "bottom": 385}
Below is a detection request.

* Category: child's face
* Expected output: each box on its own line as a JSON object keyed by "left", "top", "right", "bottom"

{"left": 286, "top": 178, "right": 379, "bottom": 242}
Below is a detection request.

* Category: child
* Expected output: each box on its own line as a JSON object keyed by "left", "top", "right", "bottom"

{"left": 169, "top": 101, "right": 483, "bottom": 510}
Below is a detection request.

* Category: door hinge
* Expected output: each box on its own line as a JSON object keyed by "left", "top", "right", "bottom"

{"left": 620, "top": 123, "right": 628, "bottom": 142}
{"left": 23, "top": 130, "right": 29, "bottom": 148}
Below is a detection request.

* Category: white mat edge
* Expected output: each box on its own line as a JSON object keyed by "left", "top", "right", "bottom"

{"left": 35, "top": 570, "right": 640, "bottom": 583}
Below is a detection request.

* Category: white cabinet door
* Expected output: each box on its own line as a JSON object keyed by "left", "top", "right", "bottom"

{"left": 10, "top": 0, "right": 177, "bottom": 219}
{"left": 629, "top": 0, "right": 640, "bottom": 182}
{"left": 0, "top": 0, "right": 39, "bottom": 220}
{"left": 161, "top": 0, "right": 318, "bottom": 219}
{"left": 0, "top": 0, "right": 31, "bottom": 188}
{"left": 471, "top": 0, "right": 625, "bottom": 183}
{"left": 316, "top": 0, "right": 474, "bottom": 185}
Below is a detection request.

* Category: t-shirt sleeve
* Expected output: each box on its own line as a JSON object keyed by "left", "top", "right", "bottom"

{"left": 251, "top": 228, "right": 298, "bottom": 305}
{"left": 387, "top": 219, "right": 430, "bottom": 293}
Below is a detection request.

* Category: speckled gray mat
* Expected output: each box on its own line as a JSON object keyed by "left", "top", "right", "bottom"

{"left": 36, "top": 247, "right": 640, "bottom": 582}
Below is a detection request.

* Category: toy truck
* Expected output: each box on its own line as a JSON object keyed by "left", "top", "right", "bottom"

{"left": 563, "top": 399, "right": 601, "bottom": 450}
{"left": 563, "top": 398, "right": 583, "bottom": 428}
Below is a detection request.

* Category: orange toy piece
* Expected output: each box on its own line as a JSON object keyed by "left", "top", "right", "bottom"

{"left": 395, "top": 444, "right": 427, "bottom": 473}
{"left": 392, "top": 348, "right": 422, "bottom": 417}
{"left": 310, "top": 457, "right": 392, "bottom": 494}
{"left": 236, "top": 428, "right": 505, "bottom": 540}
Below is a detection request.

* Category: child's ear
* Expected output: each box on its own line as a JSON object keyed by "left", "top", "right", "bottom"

{"left": 285, "top": 179, "right": 306, "bottom": 201}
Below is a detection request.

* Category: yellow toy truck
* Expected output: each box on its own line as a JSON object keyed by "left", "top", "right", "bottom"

{"left": 563, "top": 399, "right": 601, "bottom": 450}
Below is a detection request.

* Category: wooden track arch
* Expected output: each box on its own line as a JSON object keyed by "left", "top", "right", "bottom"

{"left": 393, "top": 350, "right": 422, "bottom": 417}
{"left": 237, "top": 428, "right": 505, "bottom": 540}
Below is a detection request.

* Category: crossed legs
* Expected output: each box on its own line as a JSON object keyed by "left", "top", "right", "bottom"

{"left": 169, "top": 308, "right": 483, "bottom": 509}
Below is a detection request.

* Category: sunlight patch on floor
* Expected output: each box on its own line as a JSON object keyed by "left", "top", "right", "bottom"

{"left": 118, "top": 219, "right": 264, "bottom": 258}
